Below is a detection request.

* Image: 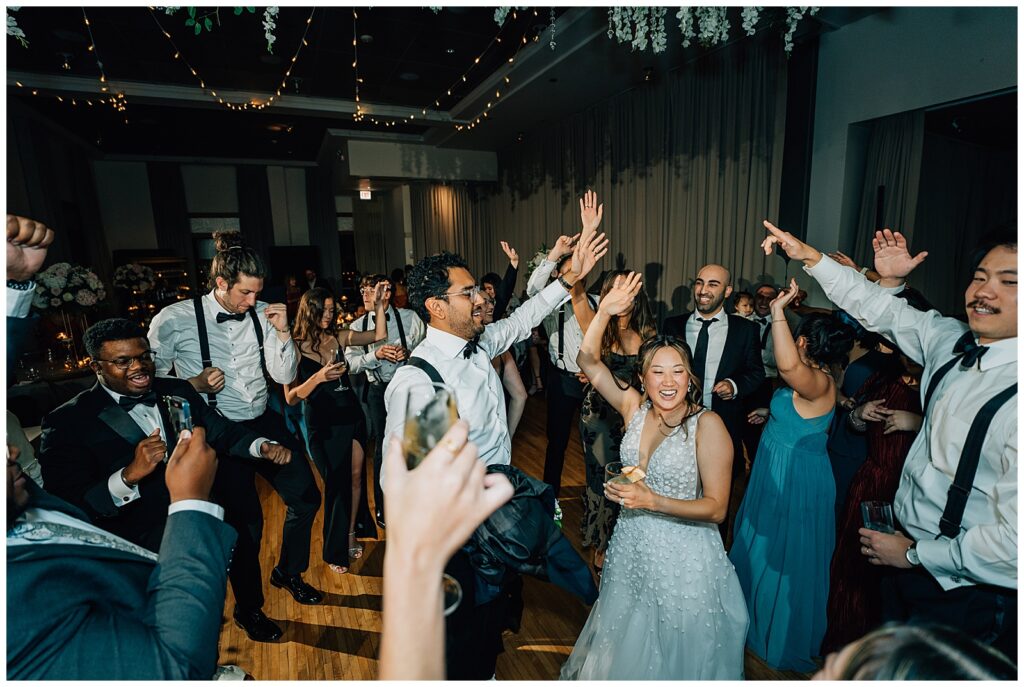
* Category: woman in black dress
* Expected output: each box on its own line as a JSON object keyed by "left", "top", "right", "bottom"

{"left": 285, "top": 285, "right": 387, "bottom": 574}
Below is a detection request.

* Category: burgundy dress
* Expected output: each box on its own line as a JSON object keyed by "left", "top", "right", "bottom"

{"left": 821, "top": 374, "right": 921, "bottom": 654}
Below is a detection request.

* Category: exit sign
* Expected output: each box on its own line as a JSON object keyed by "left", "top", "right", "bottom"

{"left": 359, "top": 190, "right": 372, "bottom": 200}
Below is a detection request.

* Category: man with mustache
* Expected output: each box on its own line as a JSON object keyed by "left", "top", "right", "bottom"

{"left": 762, "top": 222, "right": 1017, "bottom": 661}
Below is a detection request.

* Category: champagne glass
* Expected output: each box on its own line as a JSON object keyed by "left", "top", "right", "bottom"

{"left": 332, "top": 345, "right": 350, "bottom": 392}
{"left": 402, "top": 382, "right": 463, "bottom": 616}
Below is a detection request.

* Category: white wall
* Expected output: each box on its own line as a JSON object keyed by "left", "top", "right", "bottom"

{"left": 267, "top": 166, "right": 310, "bottom": 245}
{"left": 181, "top": 164, "right": 239, "bottom": 214}
{"left": 92, "top": 160, "right": 158, "bottom": 251}
{"left": 347, "top": 140, "right": 498, "bottom": 181}
{"left": 804, "top": 6, "right": 1016, "bottom": 302}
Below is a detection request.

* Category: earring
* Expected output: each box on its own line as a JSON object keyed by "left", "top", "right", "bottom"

{"left": 687, "top": 381, "right": 694, "bottom": 392}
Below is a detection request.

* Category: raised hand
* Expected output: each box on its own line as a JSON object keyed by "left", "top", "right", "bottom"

{"left": 827, "top": 250, "right": 860, "bottom": 270}
{"left": 265, "top": 303, "right": 289, "bottom": 333}
{"left": 769, "top": 277, "right": 800, "bottom": 315}
{"left": 372, "top": 281, "right": 388, "bottom": 309}
{"left": 579, "top": 189, "right": 604, "bottom": 235}
{"left": 761, "top": 220, "right": 820, "bottom": 263}
{"left": 569, "top": 230, "right": 609, "bottom": 281}
{"left": 546, "top": 233, "right": 580, "bottom": 262}
{"left": 500, "top": 240, "right": 519, "bottom": 269}
{"left": 872, "top": 228, "right": 928, "bottom": 281}
{"left": 599, "top": 272, "right": 642, "bottom": 317}
{"left": 7, "top": 214, "right": 55, "bottom": 281}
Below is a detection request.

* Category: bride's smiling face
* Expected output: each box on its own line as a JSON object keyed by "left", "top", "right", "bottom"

{"left": 643, "top": 346, "right": 691, "bottom": 413}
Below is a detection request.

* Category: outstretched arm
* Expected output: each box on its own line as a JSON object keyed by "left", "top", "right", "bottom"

{"left": 769, "top": 278, "right": 833, "bottom": 402}
{"left": 345, "top": 283, "right": 388, "bottom": 346}
{"left": 493, "top": 241, "right": 519, "bottom": 319}
{"left": 576, "top": 272, "right": 643, "bottom": 420}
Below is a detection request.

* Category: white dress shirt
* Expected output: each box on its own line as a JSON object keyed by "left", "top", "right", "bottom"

{"left": 148, "top": 291, "right": 298, "bottom": 421}
{"left": 7, "top": 284, "right": 34, "bottom": 317}
{"left": 684, "top": 310, "right": 737, "bottom": 405}
{"left": 806, "top": 255, "right": 1017, "bottom": 591}
{"left": 99, "top": 382, "right": 268, "bottom": 507}
{"left": 753, "top": 315, "right": 779, "bottom": 378}
{"left": 526, "top": 259, "right": 594, "bottom": 374}
{"left": 381, "top": 280, "right": 569, "bottom": 489}
{"left": 346, "top": 305, "right": 426, "bottom": 383}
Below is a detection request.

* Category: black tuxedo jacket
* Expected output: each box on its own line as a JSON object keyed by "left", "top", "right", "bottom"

{"left": 662, "top": 311, "right": 765, "bottom": 442}
{"left": 39, "top": 377, "right": 262, "bottom": 551}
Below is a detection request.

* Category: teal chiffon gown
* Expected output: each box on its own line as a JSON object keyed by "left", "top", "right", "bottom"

{"left": 729, "top": 387, "right": 836, "bottom": 672}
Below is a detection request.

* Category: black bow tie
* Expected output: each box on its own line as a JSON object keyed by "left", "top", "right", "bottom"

{"left": 119, "top": 391, "right": 158, "bottom": 411}
{"left": 216, "top": 311, "right": 246, "bottom": 323}
{"left": 953, "top": 330, "right": 988, "bottom": 369}
{"left": 462, "top": 336, "right": 481, "bottom": 359}
{"left": 370, "top": 313, "right": 390, "bottom": 322}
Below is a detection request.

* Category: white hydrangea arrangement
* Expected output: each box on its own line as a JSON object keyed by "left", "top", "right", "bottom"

{"left": 113, "top": 263, "right": 157, "bottom": 294}
{"left": 32, "top": 263, "right": 107, "bottom": 311}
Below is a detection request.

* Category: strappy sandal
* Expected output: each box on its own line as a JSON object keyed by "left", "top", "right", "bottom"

{"left": 348, "top": 531, "right": 364, "bottom": 560}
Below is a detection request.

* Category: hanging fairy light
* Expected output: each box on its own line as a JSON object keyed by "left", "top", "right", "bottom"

{"left": 147, "top": 7, "right": 317, "bottom": 112}
{"left": 81, "top": 8, "right": 129, "bottom": 124}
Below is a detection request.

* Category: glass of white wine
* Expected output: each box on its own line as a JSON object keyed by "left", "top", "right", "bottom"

{"left": 402, "top": 382, "right": 463, "bottom": 615}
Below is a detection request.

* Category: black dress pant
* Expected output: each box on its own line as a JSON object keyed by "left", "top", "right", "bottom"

{"left": 542, "top": 367, "right": 586, "bottom": 497}
{"left": 882, "top": 566, "right": 1017, "bottom": 663}
{"left": 213, "top": 406, "right": 321, "bottom": 613}
{"left": 444, "top": 549, "right": 510, "bottom": 679}
{"left": 365, "top": 380, "right": 389, "bottom": 518}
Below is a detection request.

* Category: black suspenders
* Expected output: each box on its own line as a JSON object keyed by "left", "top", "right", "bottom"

{"left": 192, "top": 297, "right": 271, "bottom": 410}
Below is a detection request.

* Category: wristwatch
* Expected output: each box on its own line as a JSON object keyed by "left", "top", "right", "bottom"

{"left": 557, "top": 275, "right": 574, "bottom": 291}
{"left": 905, "top": 542, "right": 921, "bottom": 567}
{"left": 7, "top": 278, "right": 34, "bottom": 291}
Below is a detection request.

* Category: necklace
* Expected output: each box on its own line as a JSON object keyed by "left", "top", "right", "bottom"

{"left": 654, "top": 405, "right": 690, "bottom": 437}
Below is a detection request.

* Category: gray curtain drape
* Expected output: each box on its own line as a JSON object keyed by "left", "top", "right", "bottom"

{"left": 353, "top": 196, "right": 387, "bottom": 275}
{"left": 236, "top": 166, "right": 275, "bottom": 261}
{"left": 852, "top": 110, "right": 925, "bottom": 267}
{"left": 147, "top": 162, "right": 196, "bottom": 289}
{"left": 409, "top": 36, "right": 789, "bottom": 322}
{"left": 908, "top": 133, "right": 1016, "bottom": 315}
{"left": 306, "top": 166, "right": 342, "bottom": 280}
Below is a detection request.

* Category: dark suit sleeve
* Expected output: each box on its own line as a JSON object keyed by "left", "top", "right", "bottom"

{"left": 23, "top": 510, "right": 236, "bottom": 679}
{"left": 729, "top": 319, "right": 765, "bottom": 399}
{"left": 171, "top": 381, "right": 265, "bottom": 461}
{"left": 493, "top": 263, "right": 519, "bottom": 320}
{"left": 39, "top": 412, "right": 119, "bottom": 520}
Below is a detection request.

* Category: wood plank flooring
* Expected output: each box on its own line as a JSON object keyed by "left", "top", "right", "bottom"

{"left": 217, "top": 394, "right": 812, "bottom": 680}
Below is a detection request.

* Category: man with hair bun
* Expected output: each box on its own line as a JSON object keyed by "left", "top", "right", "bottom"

{"left": 149, "top": 230, "right": 323, "bottom": 643}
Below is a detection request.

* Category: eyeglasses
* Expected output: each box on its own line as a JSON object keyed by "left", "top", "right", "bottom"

{"left": 360, "top": 284, "right": 392, "bottom": 294}
{"left": 440, "top": 285, "right": 482, "bottom": 301}
{"left": 93, "top": 351, "right": 155, "bottom": 370}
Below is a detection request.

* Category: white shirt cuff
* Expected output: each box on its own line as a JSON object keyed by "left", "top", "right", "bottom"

{"left": 7, "top": 285, "right": 35, "bottom": 318}
{"left": 250, "top": 438, "right": 271, "bottom": 458}
{"left": 108, "top": 469, "right": 141, "bottom": 507}
{"left": 168, "top": 499, "right": 225, "bottom": 521}
{"left": 725, "top": 378, "right": 739, "bottom": 397}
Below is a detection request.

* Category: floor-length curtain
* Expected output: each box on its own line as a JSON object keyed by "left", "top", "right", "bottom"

{"left": 352, "top": 196, "right": 387, "bottom": 275}
{"left": 306, "top": 166, "right": 342, "bottom": 280}
{"left": 236, "top": 166, "right": 275, "bottom": 262}
{"left": 908, "top": 133, "right": 1015, "bottom": 315}
{"left": 147, "top": 162, "right": 196, "bottom": 289}
{"left": 409, "top": 35, "right": 789, "bottom": 322}
{"left": 851, "top": 111, "right": 925, "bottom": 267}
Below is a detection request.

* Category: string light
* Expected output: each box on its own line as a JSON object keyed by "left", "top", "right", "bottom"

{"left": 81, "top": 8, "right": 128, "bottom": 124}
{"left": 14, "top": 81, "right": 123, "bottom": 119}
{"left": 147, "top": 7, "right": 317, "bottom": 112}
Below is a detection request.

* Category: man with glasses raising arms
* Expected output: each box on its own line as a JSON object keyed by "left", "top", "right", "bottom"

{"left": 347, "top": 273, "right": 425, "bottom": 529}
{"left": 38, "top": 318, "right": 285, "bottom": 554}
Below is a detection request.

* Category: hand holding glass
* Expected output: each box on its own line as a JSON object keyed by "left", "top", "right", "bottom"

{"left": 402, "top": 382, "right": 463, "bottom": 614}
{"left": 332, "top": 346, "right": 350, "bottom": 392}
{"left": 860, "top": 500, "right": 895, "bottom": 534}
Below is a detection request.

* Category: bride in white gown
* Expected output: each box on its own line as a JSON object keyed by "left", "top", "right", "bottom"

{"left": 560, "top": 272, "right": 748, "bottom": 680}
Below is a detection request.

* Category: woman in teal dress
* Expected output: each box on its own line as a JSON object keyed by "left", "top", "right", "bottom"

{"left": 729, "top": 281, "right": 854, "bottom": 671}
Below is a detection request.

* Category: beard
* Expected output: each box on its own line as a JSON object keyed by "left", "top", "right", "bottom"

{"left": 695, "top": 292, "right": 725, "bottom": 314}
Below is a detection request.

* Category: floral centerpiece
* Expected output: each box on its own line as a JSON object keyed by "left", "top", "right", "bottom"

{"left": 113, "top": 263, "right": 156, "bottom": 294}
{"left": 31, "top": 262, "right": 107, "bottom": 312}
{"left": 524, "top": 245, "right": 550, "bottom": 284}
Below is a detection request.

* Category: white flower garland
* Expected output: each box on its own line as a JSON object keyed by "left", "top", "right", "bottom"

{"left": 784, "top": 6, "right": 819, "bottom": 54}
{"left": 7, "top": 7, "right": 27, "bottom": 48}
{"left": 741, "top": 6, "right": 763, "bottom": 36}
{"left": 262, "top": 6, "right": 279, "bottom": 54}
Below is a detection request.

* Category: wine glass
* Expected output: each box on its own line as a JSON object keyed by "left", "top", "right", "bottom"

{"left": 332, "top": 345, "right": 350, "bottom": 392}
{"left": 401, "top": 382, "right": 463, "bottom": 616}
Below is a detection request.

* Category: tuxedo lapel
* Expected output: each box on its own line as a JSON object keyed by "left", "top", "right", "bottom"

{"left": 93, "top": 385, "right": 148, "bottom": 447}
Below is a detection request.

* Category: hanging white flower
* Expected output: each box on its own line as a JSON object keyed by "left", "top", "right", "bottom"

{"left": 430, "top": 6, "right": 443, "bottom": 14}
{"left": 630, "top": 7, "right": 649, "bottom": 52}
{"left": 676, "top": 7, "right": 695, "bottom": 48}
{"left": 7, "top": 7, "right": 27, "bottom": 48}
{"left": 784, "top": 6, "right": 819, "bottom": 54}
{"left": 741, "top": 6, "right": 763, "bottom": 36}
{"left": 549, "top": 7, "right": 556, "bottom": 50}
{"left": 649, "top": 6, "right": 668, "bottom": 54}
{"left": 263, "top": 6, "right": 279, "bottom": 54}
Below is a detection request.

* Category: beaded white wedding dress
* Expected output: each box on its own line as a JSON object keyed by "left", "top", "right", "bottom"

{"left": 560, "top": 403, "right": 748, "bottom": 680}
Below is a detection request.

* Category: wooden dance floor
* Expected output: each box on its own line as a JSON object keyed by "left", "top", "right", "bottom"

{"left": 216, "top": 395, "right": 811, "bottom": 680}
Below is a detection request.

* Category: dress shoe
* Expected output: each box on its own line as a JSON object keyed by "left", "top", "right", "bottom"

{"left": 232, "top": 608, "right": 283, "bottom": 642}
{"left": 375, "top": 511, "right": 386, "bottom": 529}
{"left": 270, "top": 567, "right": 323, "bottom": 605}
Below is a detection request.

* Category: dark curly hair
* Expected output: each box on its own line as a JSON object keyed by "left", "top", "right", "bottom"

{"left": 480, "top": 272, "right": 501, "bottom": 290}
{"left": 208, "top": 230, "right": 266, "bottom": 290}
{"left": 794, "top": 312, "right": 855, "bottom": 370}
{"left": 407, "top": 251, "right": 470, "bottom": 323}
{"left": 84, "top": 318, "right": 147, "bottom": 359}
